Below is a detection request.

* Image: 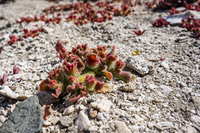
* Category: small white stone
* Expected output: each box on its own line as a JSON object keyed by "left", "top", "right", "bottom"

{"left": 75, "top": 111, "right": 91, "bottom": 131}
{"left": 127, "top": 56, "right": 153, "bottom": 75}
{"left": 60, "top": 116, "right": 73, "bottom": 127}
{"left": 161, "top": 61, "right": 169, "bottom": 69}
{"left": 191, "top": 115, "right": 200, "bottom": 125}
{"left": 63, "top": 105, "right": 75, "bottom": 115}
{"left": 160, "top": 85, "right": 172, "bottom": 94}
{"left": 90, "top": 96, "right": 112, "bottom": 113}
{"left": 114, "top": 120, "right": 131, "bottom": 133}
{"left": 0, "top": 115, "right": 7, "bottom": 126}
{"left": 186, "top": 126, "right": 197, "bottom": 133}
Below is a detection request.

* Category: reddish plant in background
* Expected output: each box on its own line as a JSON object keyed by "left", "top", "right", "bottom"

{"left": 152, "top": 18, "right": 169, "bottom": 27}
{"left": 7, "top": 27, "right": 44, "bottom": 45}
{"left": 13, "top": 65, "right": 20, "bottom": 74}
{"left": 0, "top": 48, "right": 3, "bottom": 53}
{"left": 168, "top": 7, "right": 181, "bottom": 15}
{"left": 17, "top": 14, "right": 62, "bottom": 24}
{"left": 180, "top": 15, "right": 200, "bottom": 38}
{"left": 7, "top": 35, "right": 17, "bottom": 45}
{"left": 133, "top": 30, "right": 146, "bottom": 36}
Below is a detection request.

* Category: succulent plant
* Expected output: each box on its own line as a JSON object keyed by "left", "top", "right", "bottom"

{"left": 152, "top": 18, "right": 169, "bottom": 27}
{"left": 0, "top": 74, "right": 8, "bottom": 85}
{"left": 133, "top": 30, "right": 146, "bottom": 36}
{"left": 13, "top": 65, "right": 20, "bottom": 74}
{"left": 39, "top": 41, "right": 131, "bottom": 101}
{"left": 181, "top": 15, "right": 200, "bottom": 38}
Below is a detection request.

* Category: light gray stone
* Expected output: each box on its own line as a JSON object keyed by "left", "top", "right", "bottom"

{"left": 126, "top": 56, "right": 153, "bottom": 76}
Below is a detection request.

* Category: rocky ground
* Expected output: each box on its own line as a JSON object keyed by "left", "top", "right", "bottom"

{"left": 0, "top": 0, "right": 200, "bottom": 133}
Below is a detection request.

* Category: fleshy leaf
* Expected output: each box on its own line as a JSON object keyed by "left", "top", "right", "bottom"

{"left": 13, "top": 65, "right": 20, "bottom": 74}
{"left": 49, "top": 68, "right": 64, "bottom": 81}
{"left": 95, "top": 81, "right": 104, "bottom": 92}
{"left": 0, "top": 74, "right": 8, "bottom": 85}
{"left": 86, "top": 54, "right": 100, "bottom": 69}
{"left": 39, "top": 79, "right": 58, "bottom": 91}
{"left": 102, "top": 66, "right": 113, "bottom": 81}
{"left": 52, "top": 85, "right": 63, "bottom": 98}
{"left": 132, "top": 50, "right": 140, "bottom": 56}
{"left": 55, "top": 41, "right": 66, "bottom": 53}
{"left": 68, "top": 76, "right": 76, "bottom": 84}
{"left": 63, "top": 61, "right": 79, "bottom": 77}
{"left": 114, "top": 69, "right": 131, "bottom": 83}
{"left": 115, "top": 59, "right": 126, "bottom": 70}
{"left": 42, "top": 105, "right": 51, "bottom": 120}
{"left": 84, "top": 75, "right": 97, "bottom": 91}
{"left": 106, "top": 55, "right": 117, "bottom": 71}
{"left": 78, "top": 71, "right": 95, "bottom": 82}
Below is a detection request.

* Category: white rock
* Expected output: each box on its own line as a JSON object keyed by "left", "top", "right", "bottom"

{"left": 161, "top": 61, "right": 169, "bottom": 69}
{"left": 114, "top": 120, "right": 131, "bottom": 133}
{"left": 75, "top": 111, "right": 91, "bottom": 131}
{"left": 42, "top": 127, "right": 51, "bottom": 133}
{"left": 160, "top": 85, "right": 173, "bottom": 94}
{"left": 166, "top": 10, "right": 200, "bottom": 25}
{"left": 0, "top": 115, "right": 7, "bottom": 127}
{"left": 0, "top": 108, "right": 8, "bottom": 117}
{"left": 43, "top": 27, "right": 54, "bottom": 33}
{"left": 186, "top": 126, "right": 197, "bottom": 133}
{"left": 126, "top": 56, "right": 153, "bottom": 75}
{"left": 63, "top": 105, "right": 75, "bottom": 115}
{"left": 97, "top": 112, "right": 105, "bottom": 121}
{"left": 0, "top": 86, "right": 32, "bottom": 100}
{"left": 159, "top": 122, "right": 173, "bottom": 128}
{"left": 60, "top": 116, "right": 73, "bottom": 127}
{"left": 191, "top": 115, "right": 200, "bottom": 126}
{"left": 90, "top": 96, "right": 112, "bottom": 113}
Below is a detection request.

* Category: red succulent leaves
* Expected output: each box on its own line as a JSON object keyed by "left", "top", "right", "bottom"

{"left": 133, "top": 30, "right": 146, "bottom": 36}
{"left": 13, "top": 65, "right": 20, "bottom": 74}
{"left": 180, "top": 15, "right": 200, "bottom": 38}
{"left": 0, "top": 74, "right": 8, "bottom": 85}
{"left": 86, "top": 54, "right": 100, "bottom": 69}
{"left": 114, "top": 69, "right": 131, "bottom": 83}
{"left": 0, "top": 48, "right": 3, "bottom": 53}
{"left": 43, "top": 105, "right": 51, "bottom": 120}
{"left": 152, "top": 18, "right": 169, "bottom": 27}
{"left": 168, "top": 7, "right": 181, "bottom": 15}
{"left": 7, "top": 35, "right": 17, "bottom": 45}
{"left": 63, "top": 61, "right": 79, "bottom": 77}
{"left": 55, "top": 41, "right": 67, "bottom": 53}
{"left": 84, "top": 75, "right": 104, "bottom": 91}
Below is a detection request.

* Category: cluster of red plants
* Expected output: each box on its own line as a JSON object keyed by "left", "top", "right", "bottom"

{"left": 152, "top": 18, "right": 169, "bottom": 27}
{"left": 17, "top": 14, "right": 62, "bottom": 24}
{"left": 7, "top": 28, "right": 44, "bottom": 45}
{"left": 43, "top": 1, "right": 134, "bottom": 25}
{"left": 39, "top": 41, "right": 131, "bottom": 101}
{"left": 184, "top": 1, "right": 200, "bottom": 11}
{"left": 7, "top": 35, "right": 22, "bottom": 45}
{"left": 23, "top": 28, "right": 44, "bottom": 38}
{"left": 181, "top": 15, "right": 200, "bottom": 38}
{"left": 146, "top": 0, "right": 199, "bottom": 10}
{"left": 168, "top": 7, "right": 181, "bottom": 15}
